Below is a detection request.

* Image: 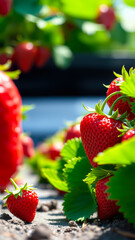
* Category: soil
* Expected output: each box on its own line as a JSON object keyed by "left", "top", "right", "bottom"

{"left": 0, "top": 165, "right": 135, "bottom": 240}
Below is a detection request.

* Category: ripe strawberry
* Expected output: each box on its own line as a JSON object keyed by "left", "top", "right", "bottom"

{"left": 21, "top": 135, "right": 35, "bottom": 158}
{"left": 107, "top": 77, "right": 135, "bottom": 120}
{"left": 35, "top": 46, "right": 51, "bottom": 68}
{"left": 122, "top": 128, "right": 135, "bottom": 142}
{"left": 37, "top": 142, "right": 63, "bottom": 160}
{"left": 0, "top": 71, "right": 22, "bottom": 191}
{"left": 0, "top": 0, "right": 13, "bottom": 16}
{"left": 96, "top": 4, "right": 116, "bottom": 30}
{"left": 64, "top": 124, "right": 81, "bottom": 142}
{"left": 47, "top": 142, "right": 63, "bottom": 160}
{"left": 4, "top": 179, "right": 39, "bottom": 223}
{"left": 95, "top": 176, "right": 119, "bottom": 220}
{"left": 15, "top": 42, "right": 37, "bottom": 73}
{"left": 80, "top": 113, "right": 123, "bottom": 167}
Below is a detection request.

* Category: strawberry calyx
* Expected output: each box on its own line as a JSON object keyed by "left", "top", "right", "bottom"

{"left": 3, "top": 178, "right": 35, "bottom": 204}
{"left": 82, "top": 94, "right": 127, "bottom": 121}
{"left": 0, "top": 61, "right": 21, "bottom": 79}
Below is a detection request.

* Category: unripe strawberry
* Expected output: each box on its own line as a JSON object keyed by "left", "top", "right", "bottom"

{"left": 96, "top": 176, "right": 119, "bottom": 220}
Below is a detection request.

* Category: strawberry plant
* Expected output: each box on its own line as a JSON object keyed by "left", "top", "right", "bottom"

{"left": 38, "top": 66, "right": 135, "bottom": 226}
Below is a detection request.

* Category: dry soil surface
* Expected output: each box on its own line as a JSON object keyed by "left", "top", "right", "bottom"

{"left": 0, "top": 165, "right": 135, "bottom": 240}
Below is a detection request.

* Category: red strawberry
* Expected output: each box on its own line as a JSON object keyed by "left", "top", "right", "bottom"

{"left": 107, "top": 77, "right": 135, "bottom": 120}
{"left": 48, "top": 142, "right": 63, "bottom": 160}
{"left": 0, "top": 71, "right": 22, "bottom": 191}
{"left": 122, "top": 128, "right": 135, "bottom": 142}
{"left": 64, "top": 124, "right": 81, "bottom": 142}
{"left": 96, "top": 4, "right": 116, "bottom": 30}
{"left": 80, "top": 113, "right": 123, "bottom": 167}
{"left": 35, "top": 46, "right": 51, "bottom": 68}
{"left": 15, "top": 42, "right": 37, "bottom": 73}
{"left": 4, "top": 179, "right": 39, "bottom": 223}
{"left": 95, "top": 176, "right": 119, "bottom": 220}
{"left": 21, "top": 135, "right": 35, "bottom": 158}
{"left": 0, "top": 0, "right": 13, "bottom": 16}
{"left": 37, "top": 142, "right": 63, "bottom": 160}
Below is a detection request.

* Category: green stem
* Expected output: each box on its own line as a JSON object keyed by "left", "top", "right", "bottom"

{"left": 10, "top": 178, "right": 19, "bottom": 190}
{"left": 108, "top": 96, "right": 126, "bottom": 115}
{"left": 101, "top": 91, "right": 122, "bottom": 112}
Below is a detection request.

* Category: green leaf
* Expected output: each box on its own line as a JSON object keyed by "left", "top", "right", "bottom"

{"left": 53, "top": 45, "right": 73, "bottom": 69}
{"left": 120, "top": 72, "right": 135, "bottom": 98}
{"left": 63, "top": 157, "right": 91, "bottom": 191}
{"left": 95, "top": 136, "right": 135, "bottom": 166}
{"left": 84, "top": 167, "right": 113, "bottom": 185}
{"left": 5, "top": 70, "right": 21, "bottom": 80}
{"left": 13, "top": 0, "right": 43, "bottom": 16}
{"left": 107, "top": 163, "right": 135, "bottom": 227}
{"left": 123, "top": 0, "right": 135, "bottom": 7}
{"left": 42, "top": 168, "right": 68, "bottom": 192}
{"left": 61, "top": 138, "right": 88, "bottom": 161}
{"left": 63, "top": 187, "right": 97, "bottom": 222}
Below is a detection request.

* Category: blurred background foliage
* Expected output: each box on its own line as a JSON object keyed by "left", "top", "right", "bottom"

{"left": 1, "top": 0, "right": 135, "bottom": 70}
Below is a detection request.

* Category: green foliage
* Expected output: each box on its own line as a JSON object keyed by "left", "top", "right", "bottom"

{"left": 123, "top": 0, "right": 135, "bottom": 7}
{"left": 95, "top": 136, "right": 135, "bottom": 166}
{"left": 42, "top": 168, "right": 68, "bottom": 192}
{"left": 13, "top": 0, "right": 43, "bottom": 16}
{"left": 120, "top": 67, "right": 135, "bottom": 98}
{"left": 63, "top": 156, "right": 96, "bottom": 221}
{"left": 84, "top": 166, "right": 113, "bottom": 185}
{"left": 63, "top": 187, "right": 96, "bottom": 222}
{"left": 61, "top": 138, "right": 88, "bottom": 161}
{"left": 53, "top": 45, "right": 73, "bottom": 69}
{"left": 63, "top": 157, "right": 91, "bottom": 191}
{"left": 107, "top": 163, "right": 135, "bottom": 227}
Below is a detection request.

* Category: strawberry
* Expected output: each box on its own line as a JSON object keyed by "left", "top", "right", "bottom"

{"left": 37, "top": 142, "right": 63, "bottom": 160}
{"left": 64, "top": 124, "right": 81, "bottom": 142}
{"left": 35, "top": 46, "right": 51, "bottom": 68}
{"left": 0, "top": 71, "right": 22, "bottom": 191}
{"left": 96, "top": 4, "right": 116, "bottom": 30}
{"left": 95, "top": 176, "right": 119, "bottom": 220}
{"left": 15, "top": 42, "right": 37, "bottom": 73}
{"left": 21, "top": 135, "right": 35, "bottom": 158}
{"left": 4, "top": 179, "right": 39, "bottom": 223}
{"left": 122, "top": 128, "right": 135, "bottom": 142}
{"left": 47, "top": 142, "right": 63, "bottom": 160}
{"left": 80, "top": 112, "right": 123, "bottom": 167}
{"left": 107, "top": 77, "right": 135, "bottom": 120}
{"left": 0, "top": 0, "right": 13, "bottom": 16}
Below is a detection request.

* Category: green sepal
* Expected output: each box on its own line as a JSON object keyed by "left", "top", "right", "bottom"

{"left": 5, "top": 70, "right": 21, "bottom": 80}
{"left": 113, "top": 71, "right": 122, "bottom": 79}
{"left": 3, "top": 178, "right": 35, "bottom": 204}
{"left": 109, "top": 109, "right": 119, "bottom": 119}
{"left": 82, "top": 103, "right": 95, "bottom": 113}
{"left": 121, "top": 65, "right": 129, "bottom": 81}
{"left": 103, "top": 83, "right": 110, "bottom": 89}
{"left": 0, "top": 61, "right": 11, "bottom": 71}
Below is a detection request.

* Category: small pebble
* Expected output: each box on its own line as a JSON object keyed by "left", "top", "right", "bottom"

{"left": 68, "top": 221, "right": 78, "bottom": 228}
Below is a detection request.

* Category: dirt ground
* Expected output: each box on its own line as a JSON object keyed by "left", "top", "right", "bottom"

{"left": 0, "top": 165, "right": 135, "bottom": 240}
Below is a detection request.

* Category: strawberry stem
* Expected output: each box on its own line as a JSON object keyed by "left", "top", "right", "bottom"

{"left": 101, "top": 91, "right": 122, "bottom": 111}
{"left": 108, "top": 96, "right": 127, "bottom": 116}
{"left": 10, "top": 178, "right": 19, "bottom": 190}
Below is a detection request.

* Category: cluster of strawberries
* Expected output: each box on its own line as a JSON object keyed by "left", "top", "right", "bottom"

{"left": 0, "top": 42, "right": 51, "bottom": 73}
{"left": 80, "top": 75, "right": 135, "bottom": 220}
